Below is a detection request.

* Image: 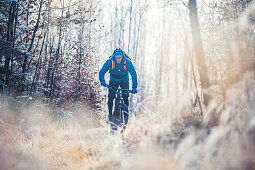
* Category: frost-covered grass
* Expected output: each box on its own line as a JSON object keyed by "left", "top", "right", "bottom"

{"left": 0, "top": 72, "right": 255, "bottom": 170}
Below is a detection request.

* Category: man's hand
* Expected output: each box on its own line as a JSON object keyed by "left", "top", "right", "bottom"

{"left": 101, "top": 81, "right": 107, "bottom": 87}
{"left": 132, "top": 88, "right": 137, "bottom": 94}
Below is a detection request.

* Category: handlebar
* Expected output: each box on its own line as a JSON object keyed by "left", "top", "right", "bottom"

{"left": 106, "top": 85, "right": 135, "bottom": 94}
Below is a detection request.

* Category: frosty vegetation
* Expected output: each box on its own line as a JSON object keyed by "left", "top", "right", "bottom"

{"left": 0, "top": 0, "right": 255, "bottom": 169}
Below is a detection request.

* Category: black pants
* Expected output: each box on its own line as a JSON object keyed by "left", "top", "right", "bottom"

{"left": 108, "top": 80, "right": 129, "bottom": 116}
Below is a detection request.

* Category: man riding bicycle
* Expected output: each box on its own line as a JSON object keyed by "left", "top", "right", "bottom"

{"left": 99, "top": 48, "right": 138, "bottom": 124}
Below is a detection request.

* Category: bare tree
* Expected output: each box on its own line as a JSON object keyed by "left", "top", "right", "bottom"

{"left": 30, "top": 29, "right": 47, "bottom": 95}
{"left": 188, "top": 0, "right": 210, "bottom": 106}
{"left": 23, "top": 0, "right": 44, "bottom": 73}
{"left": 128, "top": 0, "right": 133, "bottom": 54}
{"left": 4, "top": 1, "right": 18, "bottom": 85}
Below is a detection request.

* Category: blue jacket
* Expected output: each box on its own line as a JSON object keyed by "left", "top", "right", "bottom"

{"left": 99, "top": 57, "right": 138, "bottom": 89}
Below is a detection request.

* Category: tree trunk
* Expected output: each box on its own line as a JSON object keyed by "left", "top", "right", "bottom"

{"left": 4, "top": 2, "right": 17, "bottom": 92}
{"left": 30, "top": 29, "right": 47, "bottom": 96}
{"left": 46, "top": 36, "right": 54, "bottom": 90}
{"left": 49, "top": 33, "right": 61, "bottom": 101}
{"left": 23, "top": 0, "right": 43, "bottom": 73}
{"left": 156, "top": 1, "right": 166, "bottom": 103}
{"left": 4, "top": 2, "right": 16, "bottom": 77}
{"left": 77, "top": 23, "right": 84, "bottom": 99}
{"left": 128, "top": 0, "right": 133, "bottom": 54}
{"left": 188, "top": 0, "right": 210, "bottom": 106}
{"left": 49, "top": 0, "right": 64, "bottom": 101}
{"left": 10, "top": 2, "right": 19, "bottom": 75}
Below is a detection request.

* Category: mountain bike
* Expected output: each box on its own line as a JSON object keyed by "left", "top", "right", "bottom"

{"left": 106, "top": 85, "right": 134, "bottom": 132}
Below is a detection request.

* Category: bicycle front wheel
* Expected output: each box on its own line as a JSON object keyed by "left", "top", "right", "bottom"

{"left": 116, "top": 103, "right": 128, "bottom": 125}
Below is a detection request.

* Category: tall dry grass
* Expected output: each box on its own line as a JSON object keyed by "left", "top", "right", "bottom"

{"left": 0, "top": 71, "right": 254, "bottom": 170}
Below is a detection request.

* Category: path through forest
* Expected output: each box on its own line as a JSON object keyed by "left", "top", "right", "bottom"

{"left": 0, "top": 72, "right": 255, "bottom": 170}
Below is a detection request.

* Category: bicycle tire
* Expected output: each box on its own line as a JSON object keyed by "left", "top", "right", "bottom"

{"left": 116, "top": 103, "right": 128, "bottom": 125}
{"left": 111, "top": 103, "right": 128, "bottom": 130}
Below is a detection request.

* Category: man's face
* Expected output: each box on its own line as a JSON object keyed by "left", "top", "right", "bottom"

{"left": 115, "top": 56, "right": 123, "bottom": 64}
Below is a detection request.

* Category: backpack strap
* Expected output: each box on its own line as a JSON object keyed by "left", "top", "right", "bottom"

{"left": 109, "top": 57, "right": 127, "bottom": 71}
{"left": 111, "top": 60, "right": 115, "bottom": 70}
{"left": 123, "top": 59, "right": 127, "bottom": 71}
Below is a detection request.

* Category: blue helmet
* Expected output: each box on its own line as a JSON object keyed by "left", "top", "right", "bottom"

{"left": 112, "top": 48, "right": 124, "bottom": 58}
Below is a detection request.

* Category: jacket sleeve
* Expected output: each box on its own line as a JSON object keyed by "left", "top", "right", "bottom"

{"left": 126, "top": 60, "right": 138, "bottom": 89}
{"left": 99, "top": 59, "right": 111, "bottom": 82}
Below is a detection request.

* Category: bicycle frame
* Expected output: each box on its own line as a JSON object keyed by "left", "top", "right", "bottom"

{"left": 107, "top": 85, "right": 133, "bottom": 131}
